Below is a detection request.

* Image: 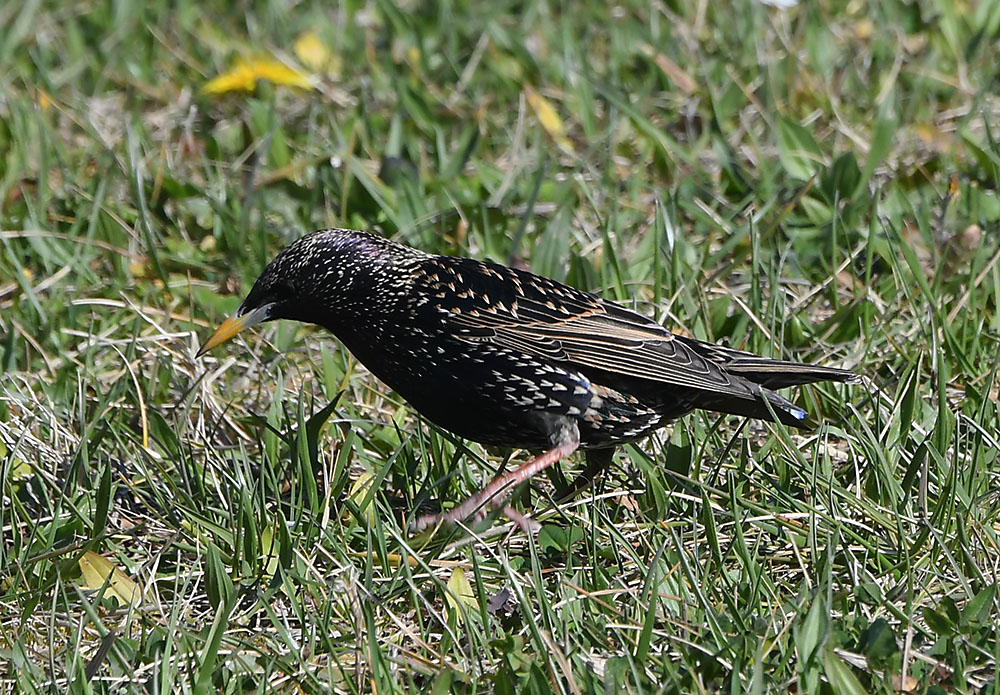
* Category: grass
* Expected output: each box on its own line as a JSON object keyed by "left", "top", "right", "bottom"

{"left": 2, "top": 0, "right": 999, "bottom": 692}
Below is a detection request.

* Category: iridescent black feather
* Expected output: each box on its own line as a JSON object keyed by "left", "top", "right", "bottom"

{"left": 205, "top": 228, "right": 858, "bottom": 527}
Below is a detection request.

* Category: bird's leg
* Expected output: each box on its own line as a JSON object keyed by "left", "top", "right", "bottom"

{"left": 556, "top": 447, "right": 614, "bottom": 502}
{"left": 498, "top": 505, "right": 541, "bottom": 535}
{"left": 411, "top": 439, "right": 580, "bottom": 532}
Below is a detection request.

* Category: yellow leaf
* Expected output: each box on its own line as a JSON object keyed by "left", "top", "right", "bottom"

{"left": 259, "top": 524, "right": 280, "bottom": 578}
{"left": 444, "top": 567, "right": 476, "bottom": 622}
{"left": 252, "top": 59, "right": 314, "bottom": 89}
{"left": 202, "top": 59, "right": 257, "bottom": 94}
{"left": 78, "top": 551, "right": 145, "bottom": 608}
{"left": 203, "top": 57, "right": 313, "bottom": 95}
{"left": 294, "top": 32, "right": 340, "bottom": 75}
{"left": 524, "top": 85, "right": 574, "bottom": 153}
{"left": 347, "top": 471, "right": 376, "bottom": 522}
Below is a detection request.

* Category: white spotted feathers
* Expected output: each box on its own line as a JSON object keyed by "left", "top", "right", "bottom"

{"left": 233, "top": 228, "right": 857, "bottom": 451}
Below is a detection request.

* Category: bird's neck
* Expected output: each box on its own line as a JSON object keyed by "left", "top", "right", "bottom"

{"left": 296, "top": 249, "right": 426, "bottom": 353}
{"left": 324, "top": 312, "right": 407, "bottom": 375}
{"left": 311, "top": 294, "right": 410, "bottom": 349}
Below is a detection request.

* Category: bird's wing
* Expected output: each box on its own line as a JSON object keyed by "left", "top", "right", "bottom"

{"left": 491, "top": 306, "right": 759, "bottom": 397}
{"left": 416, "top": 257, "right": 761, "bottom": 399}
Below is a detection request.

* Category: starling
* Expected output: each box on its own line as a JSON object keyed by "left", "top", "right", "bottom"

{"left": 199, "top": 228, "right": 857, "bottom": 531}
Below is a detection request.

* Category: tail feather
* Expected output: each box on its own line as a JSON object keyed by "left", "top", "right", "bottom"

{"left": 688, "top": 383, "right": 810, "bottom": 428}
{"left": 674, "top": 335, "right": 857, "bottom": 429}
{"left": 675, "top": 335, "right": 858, "bottom": 389}
{"left": 721, "top": 358, "right": 858, "bottom": 389}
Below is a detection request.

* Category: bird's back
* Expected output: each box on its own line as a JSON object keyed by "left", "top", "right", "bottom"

{"left": 356, "top": 253, "right": 855, "bottom": 447}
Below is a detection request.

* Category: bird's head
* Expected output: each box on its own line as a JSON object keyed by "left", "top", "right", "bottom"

{"left": 197, "top": 228, "right": 420, "bottom": 356}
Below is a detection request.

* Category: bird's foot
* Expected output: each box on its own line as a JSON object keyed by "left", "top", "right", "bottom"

{"left": 499, "top": 505, "right": 542, "bottom": 534}
{"left": 409, "top": 501, "right": 540, "bottom": 534}
{"left": 409, "top": 440, "right": 578, "bottom": 534}
{"left": 408, "top": 485, "right": 511, "bottom": 532}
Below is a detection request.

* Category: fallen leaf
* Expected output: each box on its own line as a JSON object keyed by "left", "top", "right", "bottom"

{"left": 891, "top": 673, "right": 919, "bottom": 694}
{"left": 78, "top": 551, "right": 145, "bottom": 608}
{"left": 524, "top": 85, "right": 575, "bottom": 153}
{"left": 203, "top": 57, "right": 313, "bottom": 95}
{"left": 250, "top": 59, "right": 314, "bottom": 89}
{"left": 445, "top": 567, "right": 476, "bottom": 622}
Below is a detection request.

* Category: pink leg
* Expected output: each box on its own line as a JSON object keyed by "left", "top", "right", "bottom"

{"left": 498, "top": 505, "right": 542, "bottom": 535}
{"left": 411, "top": 440, "right": 579, "bottom": 533}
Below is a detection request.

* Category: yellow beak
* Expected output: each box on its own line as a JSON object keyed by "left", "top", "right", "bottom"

{"left": 197, "top": 305, "right": 271, "bottom": 357}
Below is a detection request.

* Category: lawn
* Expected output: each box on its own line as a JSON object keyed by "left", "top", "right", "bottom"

{"left": 2, "top": 0, "right": 999, "bottom": 692}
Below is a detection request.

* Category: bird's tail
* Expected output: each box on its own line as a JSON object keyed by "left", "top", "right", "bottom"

{"left": 719, "top": 358, "right": 859, "bottom": 389}
{"left": 688, "top": 385, "right": 812, "bottom": 428}
{"left": 675, "top": 336, "right": 858, "bottom": 429}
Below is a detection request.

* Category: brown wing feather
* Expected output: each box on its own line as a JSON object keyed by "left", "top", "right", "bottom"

{"left": 491, "top": 312, "right": 758, "bottom": 397}
{"left": 417, "top": 255, "right": 856, "bottom": 401}
{"left": 420, "top": 257, "right": 759, "bottom": 400}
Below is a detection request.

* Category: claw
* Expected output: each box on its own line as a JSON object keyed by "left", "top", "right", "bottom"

{"left": 410, "top": 440, "right": 579, "bottom": 534}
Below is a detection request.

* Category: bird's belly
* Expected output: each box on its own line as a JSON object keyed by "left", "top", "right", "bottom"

{"left": 365, "top": 360, "right": 675, "bottom": 450}
{"left": 403, "top": 393, "right": 557, "bottom": 449}
{"left": 343, "top": 332, "right": 593, "bottom": 449}
{"left": 342, "top": 331, "right": 688, "bottom": 450}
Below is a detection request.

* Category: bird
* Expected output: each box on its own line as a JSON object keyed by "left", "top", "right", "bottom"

{"left": 198, "top": 228, "right": 857, "bottom": 532}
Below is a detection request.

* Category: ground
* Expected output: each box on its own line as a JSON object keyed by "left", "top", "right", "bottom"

{"left": 2, "top": 0, "right": 999, "bottom": 693}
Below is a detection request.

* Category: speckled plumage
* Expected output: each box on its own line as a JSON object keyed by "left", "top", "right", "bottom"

{"left": 202, "top": 228, "right": 858, "bottom": 530}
